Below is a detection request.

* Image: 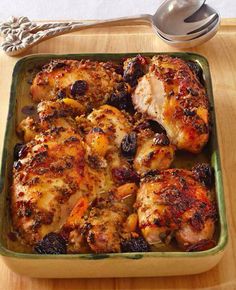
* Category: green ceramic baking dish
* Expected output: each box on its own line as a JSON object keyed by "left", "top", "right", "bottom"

{"left": 0, "top": 52, "right": 228, "bottom": 277}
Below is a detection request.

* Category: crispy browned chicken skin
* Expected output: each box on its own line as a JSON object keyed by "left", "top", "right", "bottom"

{"left": 130, "top": 55, "right": 210, "bottom": 153}
{"left": 136, "top": 168, "right": 216, "bottom": 250}
{"left": 12, "top": 127, "right": 110, "bottom": 245}
{"left": 30, "top": 59, "right": 123, "bottom": 109}
{"left": 13, "top": 102, "right": 133, "bottom": 247}
{"left": 134, "top": 129, "right": 175, "bottom": 175}
{"left": 61, "top": 195, "right": 130, "bottom": 253}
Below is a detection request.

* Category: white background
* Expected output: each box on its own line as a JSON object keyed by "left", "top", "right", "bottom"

{"left": 0, "top": 0, "right": 235, "bottom": 21}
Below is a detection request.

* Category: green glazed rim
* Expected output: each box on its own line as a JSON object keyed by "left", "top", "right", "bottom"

{"left": 0, "top": 52, "right": 228, "bottom": 260}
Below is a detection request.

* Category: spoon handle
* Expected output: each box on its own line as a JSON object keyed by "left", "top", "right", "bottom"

{"left": 0, "top": 15, "right": 151, "bottom": 56}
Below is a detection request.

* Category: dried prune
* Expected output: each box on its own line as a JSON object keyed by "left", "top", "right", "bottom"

{"left": 34, "top": 232, "right": 67, "bottom": 254}
{"left": 153, "top": 133, "right": 170, "bottom": 146}
{"left": 121, "top": 132, "right": 137, "bottom": 158}
{"left": 187, "top": 60, "right": 204, "bottom": 85}
{"left": 115, "top": 64, "right": 124, "bottom": 75}
{"left": 121, "top": 236, "right": 150, "bottom": 252}
{"left": 13, "top": 143, "right": 25, "bottom": 161}
{"left": 106, "top": 87, "right": 134, "bottom": 113}
{"left": 184, "top": 108, "right": 196, "bottom": 116}
{"left": 148, "top": 120, "right": 167, "bottom": 134}
{"left": 112, "top": 167, "right": 140, "bottom": 184}
{"left": 91, "top": 127, "right": 104, "bottom": 133}
{"left": 123, "top": 55, "right": 148, "bottom": 87}
{"left": 192, "top": 163, "right": 213, "bottom": 188}
{"left": 13, "top": 160, "right": 22, "bottom": 170}
{"left": 57, "top": 89, "right": 66, "bottom": 99}
{"left": 70, "top": 80, "right": 88, "bottom": 98}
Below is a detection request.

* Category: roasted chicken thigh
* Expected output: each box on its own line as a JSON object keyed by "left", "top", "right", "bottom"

{"left": 134, "top": 130, "right": 175, "bottom": 175}
{"left": 61, "top": 195, "right": 130, "bottom": 253}
{"left": 136, "top": 168, "right": 216, "bottom": 250}
{"left": 30, "top": 59, "right": 123, "bottom": 109}
{"left": 12, "top": 127, "right": 108, "bottom": 245}
{"left": 130, "top": 55, "right": 210, "bottom": 153}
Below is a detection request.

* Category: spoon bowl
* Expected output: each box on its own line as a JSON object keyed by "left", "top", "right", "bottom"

{"left": 156, "top": 11, "right": 220, "bottom": 48}
{"left": 155, "top": 4, "right": 219, "bottom": 41}
{"left": 152, "top": 0, "right": 218, "bottom": 38}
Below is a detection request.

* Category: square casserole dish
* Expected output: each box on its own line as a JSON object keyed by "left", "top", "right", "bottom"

{"left": 0, "top": 53, "right": 228, "bottom": 278}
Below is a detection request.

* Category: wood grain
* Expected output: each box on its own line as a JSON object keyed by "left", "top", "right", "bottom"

{"left": 0, "top": 18, "right": 236, "bottom": 290}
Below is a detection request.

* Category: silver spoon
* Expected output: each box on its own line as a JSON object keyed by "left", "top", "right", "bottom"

{"left": 157, "top": 8, "right": 220, "bottom": 48}
{"left": 156, "top": 2, "right": 219, "bottom": 41}
{"left": 154, "top": 13, "right": 218, "bottom": 41}
{"left": 0, "top": 0, "right": 214, "bottom": 56}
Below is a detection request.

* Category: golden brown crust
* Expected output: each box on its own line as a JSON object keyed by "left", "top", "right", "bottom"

{"left": 30, "top": 59, "right": 123, "bottom": 109}
{"left": 12, "top": 128, "right": 107, "bottom": 245}
{"left": 131, "top": 55, "right": 210, "bottom": 153}
{"left": 88, "top": 105, "right": 132, "bottom": 147}
{"left": 136, "top": 169, "right": 216, "bottom": 249}
{"left": 58, "top": 191, "right": 131, "bottom": 254}
{"left": 134, "top": 130, "right": 175, "bottom": 174}
{"left": 13, "top": 103, "right": 132, "bottom": 247}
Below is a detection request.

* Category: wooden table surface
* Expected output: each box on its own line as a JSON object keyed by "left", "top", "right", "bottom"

{"left": 0, "top": 18, "right": 236, "bottom": 290}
